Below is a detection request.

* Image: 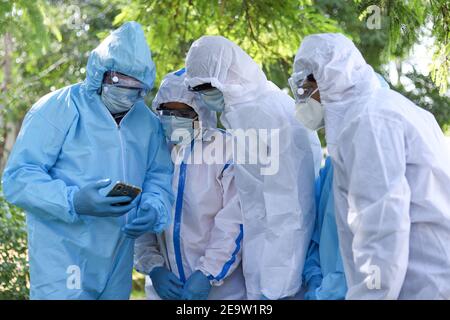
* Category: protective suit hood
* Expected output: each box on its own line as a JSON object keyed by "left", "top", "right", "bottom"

{"left": 293, "top": 33, "right": 380, "bottom": 105}
{"left": 185, "top": 36, "right": 271, "bottom": 108}
{"left": 185, "top": 35, "right": 323, "bottom": 299}
{"left": 85, "top": 21, "right": 156, "bottom": 92}
{"left": 293, "top": 33, "right": 381, "bottom": 151}
{"left": 152, "top": 68, "right": 217, "bottom": 129}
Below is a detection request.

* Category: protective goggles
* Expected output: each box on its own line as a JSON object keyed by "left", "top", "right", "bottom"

{"left": 188, "top": 82, "right": 214, "bottom": 92}
{"left": 103, "top": 71, "right": 148, "bottom": 96}
{"left": 288, "top": 75, "right": 318, "bottom": 103}
{"left": 156, "top": 107, "right": 198, "bottom": 119}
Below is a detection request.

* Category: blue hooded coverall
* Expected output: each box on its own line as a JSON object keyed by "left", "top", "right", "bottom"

{"left": 2, "top": 22, "right": 174, "bottom": 299}
{"left": 302, "top": 157, "right": 347, "bottom": 300}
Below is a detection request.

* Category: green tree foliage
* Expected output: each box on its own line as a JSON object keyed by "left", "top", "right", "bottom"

{"left": 395, "top": 69, "right": 450, "bottom": 132}
{"left": 0, "top": 0, "right": 63, "bottom": 120}
{"left": 113, "top": 0, "right": 341, "bottom": 84}
{"left": 0, "top": 192, "right": 28, "bottom": 299}
{"left": 1, "top": 0, "right": 119, "bottom": 122}
{"left": 428, "top": 0, "right": 450, "bottom": 94}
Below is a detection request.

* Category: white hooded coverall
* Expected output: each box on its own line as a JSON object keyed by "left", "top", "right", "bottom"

{"left": 185, "top": 36, "right": 322, "bottom": 299}
{"left": 294, "top": 33, "right": 450, "bottom": 299}
{"left": 134, "top": 70, "right": 246, "bottom": 300}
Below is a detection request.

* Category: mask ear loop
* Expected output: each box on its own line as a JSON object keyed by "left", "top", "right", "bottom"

{"left": 301, "top": 87, "right": 320, "bottom": 104}
{"left": 307, "top": 87, "right": 319, "bottom": 100}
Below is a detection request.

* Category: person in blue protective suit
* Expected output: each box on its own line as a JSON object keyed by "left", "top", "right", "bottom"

{"left": 1, "top": 21, "right": 174, "bottom": 300}
{"left": 302, "top": 157, "right": 346, "bottom": 300}
{"left": 134, "top": 69, "right": 246, "bottom": 300}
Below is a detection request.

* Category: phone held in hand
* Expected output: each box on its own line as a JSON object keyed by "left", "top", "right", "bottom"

{"left": 107, "top": 181, "right": 142, "bottom": 206}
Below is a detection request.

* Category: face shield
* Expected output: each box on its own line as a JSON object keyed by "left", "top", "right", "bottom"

{"left": 288, "top": 72, "right": 324, "bottom": 131}
{"left": 288, "top": 72, "right": 318, "bottom": 104}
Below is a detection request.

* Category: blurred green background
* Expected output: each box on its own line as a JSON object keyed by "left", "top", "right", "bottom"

{"left": 1, "top": 0, "right": 449, "bottom": 299}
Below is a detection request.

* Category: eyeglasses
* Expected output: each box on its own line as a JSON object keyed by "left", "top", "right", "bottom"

{"left": 104, "top": 71, "right": 147, "bottom": 90}
{"left": 156, "top": 108, "right": 198, "bottom": 119}
{"left": 188, "top": 83, "right": 214, "bottom": 92}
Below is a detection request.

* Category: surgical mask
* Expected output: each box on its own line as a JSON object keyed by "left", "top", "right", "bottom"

{"left": 295, "top": 97, "right": 325, "bottom": 131}
{"left": 199, "top": 88, "right": 225, "bottom": 112}
{"left": 160, "top": 115, "right": 196, "bottom": 144}
{"left": 101, "top": 84, "right": 141, "bottom": 114}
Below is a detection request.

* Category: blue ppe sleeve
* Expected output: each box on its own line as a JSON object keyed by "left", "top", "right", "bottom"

{"left": 302, "top": 172, "right": 324, "bottom": 286}
{"left": 2, "top": 103, "right": 80, "bottom": 223}
{"left": 139, "top": 122, "right": 174, "bottom": 229}
{"left": 302, "top": 211, "right": 322, "bottom": 285}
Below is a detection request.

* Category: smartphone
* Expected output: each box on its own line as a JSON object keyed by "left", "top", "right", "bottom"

{"left": 106, "top": 181, "right": 142, "bottom": 206}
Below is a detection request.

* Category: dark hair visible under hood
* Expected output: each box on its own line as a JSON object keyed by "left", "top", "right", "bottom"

{"left": 307, "top": 74, "right": 316, "bottom": 82}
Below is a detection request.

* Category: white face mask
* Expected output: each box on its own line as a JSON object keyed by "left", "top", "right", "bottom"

{"left": 295, "top": 97, "right": 324, "bottom": 131}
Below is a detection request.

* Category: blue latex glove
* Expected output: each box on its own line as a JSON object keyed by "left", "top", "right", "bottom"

{"left": 304, "top": 275, "right": 322, "bottom": 300}
{"left": 74, "top": 179, "right": 136, "bottom": 217}
{"left": 122, "top": 201, "right": 159, "bottom": 238}
{"left": 150, "top": 266, "right": 183, "bottom": 300}
{"left": 181, "top": 270, "right": 212, "bottom": 300}
{"left": 260, "top": 294, "right": 270, "bottom": 300}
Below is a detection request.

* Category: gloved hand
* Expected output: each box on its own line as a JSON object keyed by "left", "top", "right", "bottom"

{"left": 122, "top": 201, "right": 159, "bottom": 238}
{"left": 74, "top": 179, "right": 136, "bottom": 217}
{"left": 304, "top": 275, "right": 322, "bottom": 300}
{"left": 150, "top": 266, "right": 183, "bottom": 300}
{"left": 181, "top": 270, "right": 212, "bottom": 300}
{"left": 260, "top": 294, "right": 270, "bottom": 300}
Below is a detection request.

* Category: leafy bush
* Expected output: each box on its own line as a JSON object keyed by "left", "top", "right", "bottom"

{"left": 0, "top": 192, "right": 29, "bottom": 300}
{"left": 131, "top": 270, "right": 146, "bottom": 300}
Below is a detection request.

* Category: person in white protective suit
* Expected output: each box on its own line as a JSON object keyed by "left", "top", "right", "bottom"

{"left": 185, "top": 36, "right": 323, "bottom": 300}
{"left": 134, "top": 68, "right": 246, "bottom": 300}
{"left": 291, "top": 33, "right": 450, "bottom": 299}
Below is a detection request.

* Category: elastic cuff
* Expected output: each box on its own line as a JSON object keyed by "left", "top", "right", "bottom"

{"left": 144, "top": 198, "right": 171, "bottom": 230}
{"left": 148, "top": 264, "right": 165, "bottom": 276}
{"left": 136, "top": 263, "right": 165, "bottom": 276}
{"left": 67, "top": 186, "right": 81, "bottom": 222}
{"left": 196, "top": 267, "right": 224, "bottom": 286}
{"left": 156, "top": 207, "right": 171, "bottom": 232}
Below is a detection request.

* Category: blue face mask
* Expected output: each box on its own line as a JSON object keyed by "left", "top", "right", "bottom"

{"left": 160, "top": 115, "right": 196, "bottom": 144}
{"left": 199, "top": 88, "right": 225, "bottom": 112}
{"left": 101, "top": 84, "right": 142, "bottom": 114}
